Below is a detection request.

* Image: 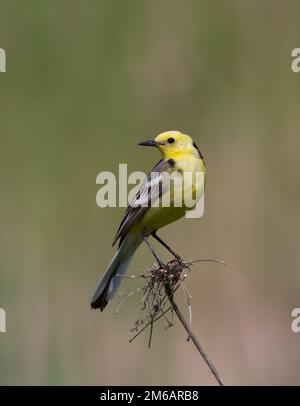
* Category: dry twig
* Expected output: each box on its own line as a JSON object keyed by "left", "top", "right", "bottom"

{"left": 116, "top": 256, "right": 225, "bottom": 386}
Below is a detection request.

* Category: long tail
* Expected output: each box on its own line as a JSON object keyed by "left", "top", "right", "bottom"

{"left": 90, "top": 234, "right": 140, "bottom": 311}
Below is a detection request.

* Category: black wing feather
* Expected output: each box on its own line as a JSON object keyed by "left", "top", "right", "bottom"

{"left": 112, "top": 159, "right": 171, "bottom": 247}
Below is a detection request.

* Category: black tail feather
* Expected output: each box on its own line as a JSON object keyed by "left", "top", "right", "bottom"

{"left": 90, "top": 272, "right": 114, "bottom": 311}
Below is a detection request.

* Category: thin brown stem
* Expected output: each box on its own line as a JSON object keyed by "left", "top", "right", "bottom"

{"left": 165, "top": 282, "right": 224, "bottom": 386}
{"left": 129, "top": 306, "right": 172, "bottom": 343}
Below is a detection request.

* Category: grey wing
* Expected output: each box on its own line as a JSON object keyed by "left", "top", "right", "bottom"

{"left": 112, "top": 159, "right": 171, "bottom": 247}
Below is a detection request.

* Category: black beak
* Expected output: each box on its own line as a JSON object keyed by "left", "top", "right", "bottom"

{"left": 138, "top": 140, "right": 157, "bottom": 147}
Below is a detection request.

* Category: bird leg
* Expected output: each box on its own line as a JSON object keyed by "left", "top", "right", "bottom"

{"left": 142, "top": 235, "right": 166, "bottom": 268}
{"left": 152, "top": 231, "right": 181, "bottom": 261}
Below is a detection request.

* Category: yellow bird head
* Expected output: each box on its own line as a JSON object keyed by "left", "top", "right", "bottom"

{"left": 139, "top": 130, "right": 201, "bottom": 160}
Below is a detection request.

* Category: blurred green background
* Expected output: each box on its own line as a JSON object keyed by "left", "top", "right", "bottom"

{"left": 0, "top": 0, "right": 300, "bottom": 385}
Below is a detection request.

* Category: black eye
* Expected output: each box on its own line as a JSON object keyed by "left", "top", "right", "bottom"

{"left": 168, "top": 137, "right": 175, "bottom": 144}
